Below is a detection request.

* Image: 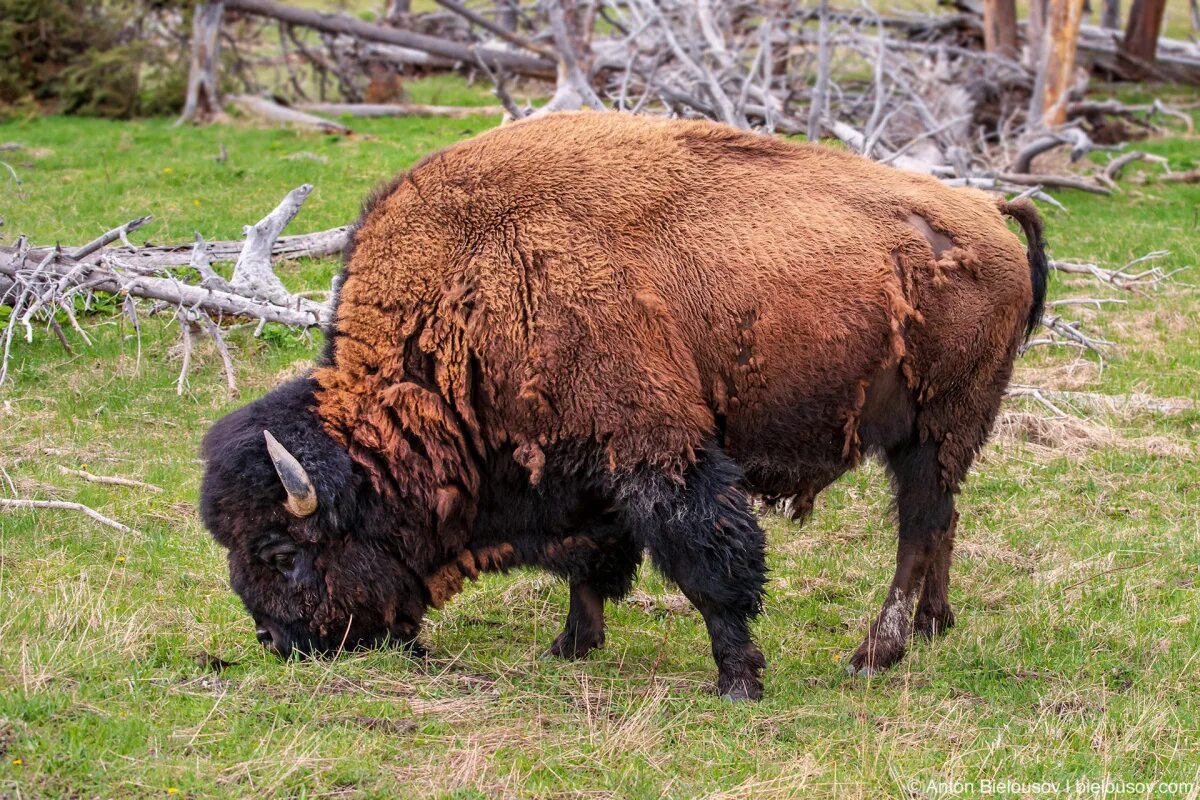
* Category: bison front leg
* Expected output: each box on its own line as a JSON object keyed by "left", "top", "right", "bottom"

{"left": 849, "top": 440, "right": 956, "bottom": 676}
{"left": 547, "top": 533, "right": 642, "bottom": 660}
{"left": 615, "top": 444, "right": 768, "bottom": 701}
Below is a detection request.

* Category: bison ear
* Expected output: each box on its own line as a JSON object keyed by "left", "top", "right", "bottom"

{"left": 263, "top": 430, "right": 319, "bottom": 517}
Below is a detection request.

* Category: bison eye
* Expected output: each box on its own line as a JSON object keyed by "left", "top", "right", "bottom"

{"left": 255, "top": 537, "right": 298, "bottom": 574}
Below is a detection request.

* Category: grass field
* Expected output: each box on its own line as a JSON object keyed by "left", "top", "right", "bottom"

{"left": 1, "top": 93, "right": 1199, "bottom": 798}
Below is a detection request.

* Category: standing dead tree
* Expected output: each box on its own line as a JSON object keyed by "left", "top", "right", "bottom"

{"left": 178, "top": 2, "right": 227, "bottom": 125}
{"left": 984, "top": 0, "right": 1020, "bottom": 59}
{"left": 1121, "top": 0, "right": 1168, "bottom": 67}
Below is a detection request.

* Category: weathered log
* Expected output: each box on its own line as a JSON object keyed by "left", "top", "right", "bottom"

{"left": 229, "top": 94, "right": 352, "bottom": 134}
{"left": 298, "top": 102, "right": 504, "bottom": 118}
{"left": 1074, "top": 23, "right": 1200, "bottom": 82}
{"left": 995, "top": 171, "right": 1111, "bottom": 193}
{"left": 1010, "top": 129, "right": 1093, "bottom": 173}
{"left": 223, "top": 0, "right": 556, "bottom": 78}
{"left": 432, "top": 0, "right": 555, "bottom": 58}
{"left": 0, "top": 228, "right": 349, "bottom": 273}
{"left": 0, "top": 253, "right": 326, "bottom": 328}
{"left": 231, "top": 184, "right": 316, "bottom": 302}
{"left": 0, "top": 499, "right": 138, "bottom": 534}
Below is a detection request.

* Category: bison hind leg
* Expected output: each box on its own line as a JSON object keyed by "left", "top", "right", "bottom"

{"left": 613, "top": 442, "right": 768, "bottom": 701}
{"left": 848, "top": 438, "right": 958, "bottom": 676}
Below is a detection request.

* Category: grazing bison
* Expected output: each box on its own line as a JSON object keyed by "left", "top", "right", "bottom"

{"left": 200, "top": 112, "right": 1047, "bottom": 700}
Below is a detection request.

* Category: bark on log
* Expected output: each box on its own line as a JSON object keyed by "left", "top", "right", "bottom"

{"left": 224, "top": 0, "right": 556, "bottom": 78}
{"left": 177, "top": 2, "right": 226, "bottom": 125}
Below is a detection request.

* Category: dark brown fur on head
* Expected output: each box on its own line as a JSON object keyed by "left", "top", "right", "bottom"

{"left": 199, "top": 377, "right": 430, "bottom": 657}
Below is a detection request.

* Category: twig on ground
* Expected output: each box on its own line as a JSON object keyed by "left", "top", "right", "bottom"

{"left": 58, "top": 466, "right": 164, "bottom": 493}
{"left": 0, "top": 498, "right": 139, "bottom": 534}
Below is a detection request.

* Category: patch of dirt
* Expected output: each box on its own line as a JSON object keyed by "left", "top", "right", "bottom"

{"left": 623, "top": 589, "right": 692, "bottom": 616}
{"left": 994, "top": 411, "right": 1195, "bottom": 459}
{"left": 194, "top": 651, "right": 238, "bottom": 673}
{"left": 1037, "top": 695, "right": 1104, "bottom": 719}
{"left": 338, "top": 715, "right": 417, "bottom": 735}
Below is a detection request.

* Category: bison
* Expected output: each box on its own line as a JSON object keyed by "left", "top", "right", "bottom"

{"left": 200, "top": 112, "right": 1047, "bottom": 701}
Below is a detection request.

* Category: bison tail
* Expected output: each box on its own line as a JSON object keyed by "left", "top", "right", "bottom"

{"left": 997, "top": 198, "right": 1049, "bottom": 342}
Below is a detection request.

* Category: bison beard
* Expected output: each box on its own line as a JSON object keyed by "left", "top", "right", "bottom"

{"left": 199, "top": 112, "right": 1048, "bottom": 700}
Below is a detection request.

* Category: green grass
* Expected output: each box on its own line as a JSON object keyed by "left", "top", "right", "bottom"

{"left": 1, "top": 98, "right": 1199, "bottom": 798}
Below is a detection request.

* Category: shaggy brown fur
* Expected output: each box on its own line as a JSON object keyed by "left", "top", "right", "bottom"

{"left": 315, "top": 112, "right": 1032, "bottom": 508}
{"left": 202, "top": 112, "right": 1047, "bottom": 699}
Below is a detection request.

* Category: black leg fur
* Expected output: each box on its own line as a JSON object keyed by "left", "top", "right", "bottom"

{"left": 913, "top": 511, "right": 957, "bottom": 639}
{"left": 849, "top": 440, "right": 956, "bottom": 676}
{"left": 612, "top": 443, "right": 768, "bottom": 701}
{"left": 547, "top": 532, "right": 642, "bottom": 659}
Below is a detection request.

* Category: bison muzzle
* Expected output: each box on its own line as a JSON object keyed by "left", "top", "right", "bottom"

{"left": 200, "top": 112, "right": 1049, "bottom": 700}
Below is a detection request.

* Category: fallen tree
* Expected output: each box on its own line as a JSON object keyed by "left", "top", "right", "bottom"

{"left": 223, "top": 0, "right": 556, "bottom": 78}
{"left": 0, "top": 187, "right": 333, "bottom": 392}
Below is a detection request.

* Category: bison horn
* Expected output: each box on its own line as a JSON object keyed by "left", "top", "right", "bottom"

{"left": 263, "top": 430, "right": 318, "bottom": 517}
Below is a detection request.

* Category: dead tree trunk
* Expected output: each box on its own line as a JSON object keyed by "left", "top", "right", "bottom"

{"left": 1031, "top": 0, "right": 1085, "bottom": 128}
{"left": 1025, "top": 0, "right": 1048, "bottom": 69}
{"left": 532, "top": 0, "right": 604, "bottom": 115}
{"left": 1101, "top": 0, "right": 1121, "bottom": 28}
{"left": 177, "top": 2, "right": 225, "bottom": 125}
{"left": 496, "top": 0, "right": 519, "bottom": 32}
{"left": 1121, "top": 0, "right": 1168, "bottom": 63}
{"left": 386, "top": 0, "right": 410, "bottom": 18}
{"left": 983, "top": 0, "right": 1019, "bottom": 59}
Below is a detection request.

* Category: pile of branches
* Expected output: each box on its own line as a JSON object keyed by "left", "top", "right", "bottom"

{"left": 0, "top": 186, "right": 337, "bottom": 393}
{"left": 203, "top": 0, "right": 1198, "bottom": 193}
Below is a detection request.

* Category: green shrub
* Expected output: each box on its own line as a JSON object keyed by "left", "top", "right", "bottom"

{"left": 0, "top": 0, "right": 188, "bottom": 119}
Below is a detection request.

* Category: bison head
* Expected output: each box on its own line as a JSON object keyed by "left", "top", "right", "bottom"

{"left": 199, "top": 377, "right": 428, "bottom": 658}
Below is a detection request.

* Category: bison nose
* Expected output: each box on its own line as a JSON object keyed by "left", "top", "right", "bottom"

{"left": 256, "top": 625, "right": 292, "bottom": 658}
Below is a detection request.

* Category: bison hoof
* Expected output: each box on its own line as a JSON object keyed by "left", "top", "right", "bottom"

{"left": 545, "top": 628, "right": 604, "bottom": 660}
{"left": 913, "top": 605, "right": 956, "bottom": 639}
{"left": 847, "top": 637, "right": 907, "bottom": 677}
{"left": 717, "top": 674, "right": 764, "bottom": 702}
